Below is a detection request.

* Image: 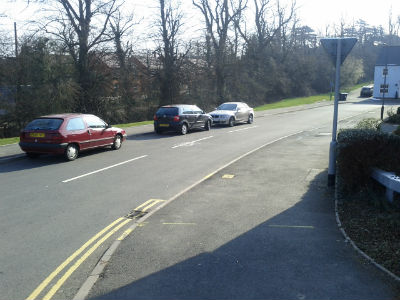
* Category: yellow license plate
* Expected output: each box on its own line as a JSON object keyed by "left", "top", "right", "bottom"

{"left": 159, "top": 124, "right": 169, "bottom": 127}
{"left": 29, "top": 132, "right": 45, "bottom": 138}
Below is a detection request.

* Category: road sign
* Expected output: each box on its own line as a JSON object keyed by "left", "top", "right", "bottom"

{"left": 321, "top": 38, "right": 357, "bottom": 66}
{"left": 320, "top": 37, "right": 358, "bottom": 187}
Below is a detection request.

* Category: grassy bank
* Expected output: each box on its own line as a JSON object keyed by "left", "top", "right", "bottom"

{"left": 0, "top": 137, "right": 19, "bottom": 146}
{"left": 112, "top": 120, "right": 153, "bottom": 128}
{"left": 254, "top": 93, "right": 331, "bottom": 111}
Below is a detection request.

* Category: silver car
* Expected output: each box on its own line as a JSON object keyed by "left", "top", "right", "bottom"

{"left": 209, "top": 102, "right": 254, "bottom": 126}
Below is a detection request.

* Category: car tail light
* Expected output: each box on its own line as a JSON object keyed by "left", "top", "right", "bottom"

{"left": 173, "top": 115, "right": 180, "bottom": 122}
{"left": 49, "top": 133, "right": 63, "bottom": 141}
{"left": 154, "top": 115, "right": 158, "bottom": 121}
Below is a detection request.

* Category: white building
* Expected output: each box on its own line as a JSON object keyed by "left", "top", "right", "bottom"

{"left": 373, "top": 46, "right": 400, "bottom": 99}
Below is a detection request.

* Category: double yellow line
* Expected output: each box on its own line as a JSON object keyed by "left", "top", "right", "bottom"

{"left": 26, "top": 199, "right": 165, "bottom": 300}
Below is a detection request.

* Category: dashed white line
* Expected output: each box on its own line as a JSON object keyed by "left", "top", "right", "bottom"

{"left": 228, "top": 125, "right": 258, "bottom": 133}
{"left": 172, "top": 136, "right": 214, "bottom": 149}
{"left": 62, "top": 155, "right": 148, "bottom": 183}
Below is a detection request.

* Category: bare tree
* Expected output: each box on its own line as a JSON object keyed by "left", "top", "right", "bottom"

{"left": 193, "top": 0, "right": 247, "bottom": 104}
{"left": 110, "top": 10, "right": 136, "bottom": 71}
{"left": 235, "top": 0, "right": 296, "bottom": 54}
{"left": 388, "top": 9, "right": 400, "bottom": 43}
{"left": 154, "top": 0, "right": 190, "bottom": 105}
{"left": 109, "top": 8, "right": 138, "bottom": 118}
{"left": 35, "top": 0, "right": 120, "bottom": 112}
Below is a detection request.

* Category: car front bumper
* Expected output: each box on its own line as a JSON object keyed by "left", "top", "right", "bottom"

{"left": 210, "top": 116, "right": 231, "bottom": 124}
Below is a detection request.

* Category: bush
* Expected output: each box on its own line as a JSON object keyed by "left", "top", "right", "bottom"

{"left": 386, "top": 107, "right": 400, "bottom": 124}
{"left": 355, "top": 118, "right": 381, "bottom": 130}
{"left": 393, "top": 126, "right": 400, "bottom": 136}
{"left": 337, "top": 129, "right": 400, "bottom": 194}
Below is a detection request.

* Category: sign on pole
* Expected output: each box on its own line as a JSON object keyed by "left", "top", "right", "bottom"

{"left": 320, "top": 37, "right": 357, "bottom": 187}
{"left": 321, "top": 38, "right": 357, "bottom": 66}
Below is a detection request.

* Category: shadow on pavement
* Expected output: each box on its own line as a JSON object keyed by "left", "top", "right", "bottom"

{"left": 90, "top": 170, "right": 398, "bottom": 300}
{"left": 348, "top": 98, "right": 400, "bottom": 107}
{"left": 0, "top": 147, "right": 113, "bottom": 173}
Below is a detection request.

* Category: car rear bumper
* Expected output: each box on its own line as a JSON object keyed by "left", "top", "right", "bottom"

{"left": 19, "top": 142, "right": 68, "bottom": 154}
{"left": 154, "top": 122, "right": 182, "bottom": 131}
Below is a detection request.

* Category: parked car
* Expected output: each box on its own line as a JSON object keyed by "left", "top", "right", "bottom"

{"left": 360, "top": 85, "right": 373, "bottom": 97}
{"left": 209, "top": 102, "right": 254, "bottom": 126}
{"left": 19, "top": 113, "right": 127, "bottom": 161}
{"left": 153, "top": 104, "right": 212, "bottom": 135}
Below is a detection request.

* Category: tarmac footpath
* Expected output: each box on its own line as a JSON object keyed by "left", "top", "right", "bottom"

{"left": 85, "top": 127, "right": 399, "bottom": 300}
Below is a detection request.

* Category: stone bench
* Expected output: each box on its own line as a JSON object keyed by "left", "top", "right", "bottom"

{"left": 371, "top": 168, "right": 400, "bottom": 202}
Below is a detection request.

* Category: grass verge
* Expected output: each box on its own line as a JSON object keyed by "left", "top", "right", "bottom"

{"left": 112, "top": 120, "right": 153, "bottom": 128}
{"left": 254, "top": 93, "right": 331, "bottom": 111}
{"left": 0, "top": 137, "right": 19, "bottom": 146}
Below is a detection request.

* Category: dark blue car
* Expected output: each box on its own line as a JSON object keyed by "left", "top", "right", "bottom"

{"left": 154, "top": 105, "right": 212, "bottom": 135}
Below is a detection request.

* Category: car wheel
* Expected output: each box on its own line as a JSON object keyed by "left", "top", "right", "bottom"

{"left": 247, "top": 114, "right": 254, "bottom": 124}
{"left": 112, "top": 134, "right": 122, "bottom": 150}
{"left": 155, "top": 128, "right": 163, "bottom": 134}
{"left": 65, "top": 144, "right": 78, "bottom": 161}
{"left": 181, "top": 123, "right": 188, "bottom": 135}
{"left": 204, "top": 120, "right": 211, "bottom": 131}
{"left": 26, "top": 152, "right": 40, "bottom": 158}
{"left": 228, "top": 117, "right": 235, "bottom": 127}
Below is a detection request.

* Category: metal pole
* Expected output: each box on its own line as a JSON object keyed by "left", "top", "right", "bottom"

{"left": 381, "top": 46, "right": 387, "bottom": 120}
{"left": 14, "top": 22, "right": 18, "bottom": 58}
{"left": 328, "top": 38, "right": 342, "bottom": 187}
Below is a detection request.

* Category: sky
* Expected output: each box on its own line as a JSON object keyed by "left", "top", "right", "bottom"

{"left": 1, "top": 0, "right": 400, "bottom": 41}
{"left": 296, "top": 0, "right": 400, "bottom": 34}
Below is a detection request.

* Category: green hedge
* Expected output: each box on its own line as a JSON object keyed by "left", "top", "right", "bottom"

{"left": 337, "top": 129, "right": 400, "bottom": 193}
{"left": 386, "top": 107, "right": 400, "bottom": 124}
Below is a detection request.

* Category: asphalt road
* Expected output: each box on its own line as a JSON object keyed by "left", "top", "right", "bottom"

{"left": 0, "top": 95, "right": 391, "bottom": 299}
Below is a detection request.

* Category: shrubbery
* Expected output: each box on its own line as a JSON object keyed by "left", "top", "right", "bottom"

{"left": 337, "top": 129, "right": 400, "bottom": 193}
{"left": 354, "top": 118, "right": 381, "bottom": 130}
{"left": 387, "top": 107, "right": 400, "bottom": 124}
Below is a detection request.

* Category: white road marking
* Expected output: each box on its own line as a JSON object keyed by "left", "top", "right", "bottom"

{"left": 228, "top": 125, "right": 258, "bottom": 133}
{"left": 62, "top": 155, "right": 148, "bottom": 183}
{"left": 171, "top": 136, "right": 213, "bottom": 149}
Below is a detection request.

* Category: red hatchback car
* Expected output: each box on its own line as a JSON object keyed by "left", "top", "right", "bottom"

{"left": 19, "top": 113, "right": 127, "bottom": 161}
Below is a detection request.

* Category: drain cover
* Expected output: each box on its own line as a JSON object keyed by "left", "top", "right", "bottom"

{"left": 125, "top": 210, "right": 148, "bottom": 219}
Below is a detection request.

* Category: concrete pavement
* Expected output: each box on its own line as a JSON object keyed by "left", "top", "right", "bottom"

{"left": 84, "top": 125, "right": 399, "bottom": 299}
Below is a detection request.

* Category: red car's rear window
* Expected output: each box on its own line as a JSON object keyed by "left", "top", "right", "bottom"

{"left": 25, "top": 118, "right": 64, "bottom": 131}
